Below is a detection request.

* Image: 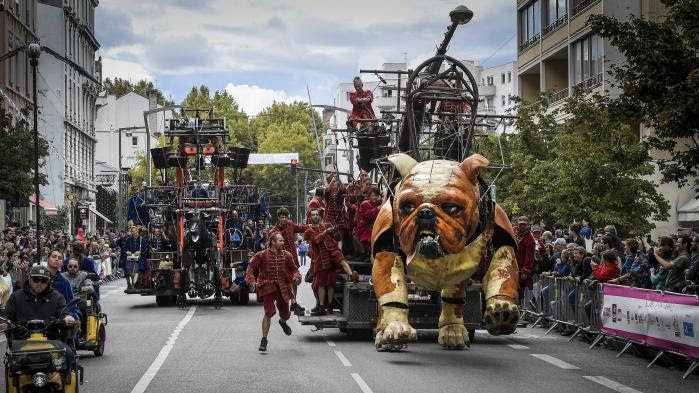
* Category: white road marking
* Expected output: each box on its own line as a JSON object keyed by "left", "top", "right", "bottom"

{"left": 530, "top": 354, "right": 580, "bottom": 369}
{"left": 506, "top": 344, "right": 529, "bottom": 349}
{"left": 351, "top": 373, "right": 373, "bottom": 393}
{"left": 583, "top": 376, "right": 643, "bottom": 393}
{"left": 325, "top": 338, "right": 336, "bottom": 347}
{"left": 334, "top": 350, "right": 352, "bottom": 367}
{"left": 129, "top": 306, "right": 197, "bottom": 393}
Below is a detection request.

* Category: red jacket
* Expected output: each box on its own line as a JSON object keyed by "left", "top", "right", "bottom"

{"left": 356, "top": 199, "right": 380, "bottom": 242}
{"left": 349, "top": 90, "right": 376, "bottom": 127}
{"left": 269, "top": 222, "right": 309, "bottom": 266}
{"left": 305, "top": 197, "right": 325, "bottom": 224}
{"left": 592, "top": 262, "right": 619, "bottom": 283}
{"left": 304, "top": 223, "right": 343, "bottom": 274}
{"left": 323, "top": 183, "right": 346, "bottom": 224}
{"left": 516, "top": 231, "right": 536, "bottom": 285}
{"left": 245, "top": 248, "right": 300, "bottom": 302}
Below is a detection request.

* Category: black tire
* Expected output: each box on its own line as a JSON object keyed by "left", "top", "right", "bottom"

{"left": 156, "top": 295, "right": 172, "bottom": 307}
{"left": 468, "top": 328, "right": 475, "bottom": 343}
{"left": 94, "top": 326, "right": 106, "bottom": 357}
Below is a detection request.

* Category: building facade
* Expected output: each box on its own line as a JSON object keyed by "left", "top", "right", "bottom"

{"left": 38, "top": 0, "right": 100, "bottom": 233}
{"left": 515, "top": 0, "right": 696, "bottom": 235}
{"left": 0, "top": 0, "right": 37, "bottom": 115}
{"left": 462, "top": 59, "right": 519, "bottom": 132}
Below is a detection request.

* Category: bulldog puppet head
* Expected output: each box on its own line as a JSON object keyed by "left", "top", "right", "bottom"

{"left": 388, "top": 153, "right": 489, "bottom": 261}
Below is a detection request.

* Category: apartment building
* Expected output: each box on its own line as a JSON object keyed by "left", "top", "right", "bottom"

{"left": 0, "top": 0, "right": 37, "bottom": 115}
{"left": 462, "top": 59, "right": 518, "bottom": 132}
{"left": 38, "top": 0, "right": 100, "bottom": 233}
{"left": 516, "top": 0, "right": 695, "bottom": 234}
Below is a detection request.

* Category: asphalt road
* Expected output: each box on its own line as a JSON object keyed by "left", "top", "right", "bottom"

{"left": 1, "top": 267, "right": 695, "bottom": 393}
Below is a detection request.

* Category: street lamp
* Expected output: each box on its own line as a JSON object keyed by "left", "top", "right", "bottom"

{"left": 449, "top": 5, "right": 473, "bottom": 25}
{"left": 116, "top": 126, "right": 142, "bottom": 229}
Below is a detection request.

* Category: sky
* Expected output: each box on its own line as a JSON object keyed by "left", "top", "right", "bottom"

{"left": 97, "top": 0, "right": 516, "bottom": 115}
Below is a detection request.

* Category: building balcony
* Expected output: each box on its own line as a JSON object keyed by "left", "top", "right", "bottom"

{"left": 572, "top": 0, "right": 601, "bottom": 18}
{"left": 479, "top": 84, "right": 496, "bottom": 96}
{"left": 519, "top": 33, "right": 540, "bottom": 53}
{"left": 576, "top": 73, "right": 603, "bottom": 90}
{"left": 543, "top": 14, "right": 568, "bottom": 38}
{"left": 548, "top": 88, "right": 569, "bottom": 105}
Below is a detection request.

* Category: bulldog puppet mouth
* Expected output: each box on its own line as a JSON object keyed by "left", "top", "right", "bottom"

{"left": 414, "top": 230, "right": 446, "bottom": 260}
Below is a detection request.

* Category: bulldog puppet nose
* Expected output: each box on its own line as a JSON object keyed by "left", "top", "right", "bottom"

{"left": 418, "top": 208, "right": 434, "bottom": 219}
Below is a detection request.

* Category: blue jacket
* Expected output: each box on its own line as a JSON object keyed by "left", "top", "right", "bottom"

{"left": 580, "top": 226, "right": 593, "bottom": 240}
{"left": 621, "top": 254, "right": 635, "bottom": 276}
{"left": 553, "top": 260, "right": 571, "bottom": 277}
{"left": 124, "top": 236, "right": 150, "bottom": 272}
{"left": 126, "top": 195, "right": 150, "bottom": 226}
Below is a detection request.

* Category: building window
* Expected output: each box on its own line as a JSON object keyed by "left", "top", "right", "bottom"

{"left": 508, "top": 95, "right": 512, "bottom": 105}
{"left": 487, "top": 76, "right": 493, "bottom": 85}
{"left": 519, "top": 0, "right": 540, "bottom": 49}
{"left": 501, "top": 73, "right": 506, "bottom": 84}
{"left": 501, "top": 95, "right": 506, "bottom": 106}
{"left": 486, "top": 98, "right": 494, "bottom": 110}
{"left": 572, "top": 35, "right": 603, "bottom": 85}
{"left": 508, "top": 71, "right": 512, "bottom": 82}
{"left": 131, "top": 136, "right": 138, "bottom": 146}
{"left": 547, "top": 0, "right": 566, "bottom": 25}
{"left": 324, "top": 156, "right": 334, "bottom": 167}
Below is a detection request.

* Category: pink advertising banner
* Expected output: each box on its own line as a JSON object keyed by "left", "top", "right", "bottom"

{"left": 600, "top": 284, "right": 699, "bottom": 358}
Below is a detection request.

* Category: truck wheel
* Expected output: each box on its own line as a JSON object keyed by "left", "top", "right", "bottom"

{"left": 468, "top": 328, "right": 475, "bottom": 343}
{"left": 94, "top": 326, "right": 106, "bottom": 357}
{"left": 156, "top": 295, "right": 173, "bottom": 307}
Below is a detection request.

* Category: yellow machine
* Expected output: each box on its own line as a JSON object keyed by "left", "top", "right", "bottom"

{"left": 4, "top": 319, "right": 82, "bottom": 393}
{"left": 75, "top": 289, "right": 107, "bottom": 356}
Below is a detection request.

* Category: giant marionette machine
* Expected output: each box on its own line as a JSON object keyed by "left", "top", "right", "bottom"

{"left": 299, "top": 5, "right": 520, "bottom": 350}
{"left": 126, "top": 107, "right": 258, "bottom": 308}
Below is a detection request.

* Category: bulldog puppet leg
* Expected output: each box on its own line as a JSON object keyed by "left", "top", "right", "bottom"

{"left": 438, "top": 280, "right": 469, "bottom": 349}
{"left": 482, "top": 245, "right": 520, "bottom": 335}
{"left": 372, "top": 251, "right": 417, "bottom": 351}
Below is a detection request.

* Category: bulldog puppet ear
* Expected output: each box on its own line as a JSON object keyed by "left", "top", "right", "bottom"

{"left": 388, "top": 153, "right": 418, "bottom": 178}
{"left": 460, "top": 154, "right": 489, "bottom": 177}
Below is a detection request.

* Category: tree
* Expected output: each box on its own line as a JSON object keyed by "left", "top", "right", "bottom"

{"left": 247, "top": 102, "right": 323, "bottom": 219}
{"left": 0, "top": 107, "right": 49, "bottom": 203}
{"left": 487, "top": 90, "right": 670, "bottom": 235}
{"left": 101, "top": 77, "right": 174, "bottom": 106}
{"left": 181, "top": 86, "right": 254, "bottom": 149}
{"left": 587, "top": 0, "right": 699, "bottom": 189}
{"left": 42, "top": 206, "right": 69, "bottom": 232}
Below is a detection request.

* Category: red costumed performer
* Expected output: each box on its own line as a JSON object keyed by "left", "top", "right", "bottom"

{"left": 305, "top": 209, "right": 358, "bottom": 315}
{"left": 355, "top": 186, "right": 382, "bottom": 257}
{"left": 349, "top": 76, "right": 376, "bottom": 128}
{"left": 269, "top": 207, "right": 309, "bottom": 315}
{"left": 246, "top": 232, "right": 301, "bottom": 352}
{"left": 514, "top": 216, "right": 535, "bottom": 299}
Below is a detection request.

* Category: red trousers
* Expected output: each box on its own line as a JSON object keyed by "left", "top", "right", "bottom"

{"left": 262, "top": 288, "right": 290, "bottom": 320}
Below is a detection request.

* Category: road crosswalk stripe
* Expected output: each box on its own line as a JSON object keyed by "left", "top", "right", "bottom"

{"left": 530, "top": 354, "right": 580, "bottom": 369}
{"left": 351, "top": 373, "right": 373, "bottom": 393}
{"left": 583, "top": 376, "right": 643, "bottom": 393}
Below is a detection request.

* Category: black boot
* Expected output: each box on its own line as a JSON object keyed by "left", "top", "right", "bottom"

{"left": 291, "top": 302, "right": 306, "bottom": 316}
{"left": 311, "top": 305, "right": 327, "bottom": 316}
{"left": 259, "top": 337, "right": 268, "bottom": 352}
{"left": 326, "top": 303, "right": 334, "bottom": 314}
{"left": 279, "top": 320, "right": 292, "bottom": 336}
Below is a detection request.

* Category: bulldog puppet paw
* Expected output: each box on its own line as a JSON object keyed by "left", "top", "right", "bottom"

{"left": 484, "top": 297, "right": 520, "bottom": 336}
{"left": 438, "top": 323, "right": 470, "bottom": 350}
{"left": 374, "top": 321, "right": 417, "bottom": 351}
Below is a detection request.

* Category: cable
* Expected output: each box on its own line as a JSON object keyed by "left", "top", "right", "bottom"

{"left": 480, "top": 33, "right": 516, "bottom": 67}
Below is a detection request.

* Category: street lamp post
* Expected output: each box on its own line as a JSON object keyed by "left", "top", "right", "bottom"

{"left": 28, "top": 43, "right": 42, "bottom": 262}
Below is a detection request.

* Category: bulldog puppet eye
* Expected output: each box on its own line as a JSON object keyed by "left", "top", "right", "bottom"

{"left": 399, "top": 202, "right": 416, "bottom": 215}
{"left": 441, "top": 203, "right": 462, "bottom": 216}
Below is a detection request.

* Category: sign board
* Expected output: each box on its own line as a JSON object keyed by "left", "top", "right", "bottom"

{"left": 600, "top": 284, "right": 699, "bottom": 358}
{"left": 247, "top": 153, "right": 299, "bottom": 165}
{"left": 78, "top": 206, "right": 89, "bottom": 220}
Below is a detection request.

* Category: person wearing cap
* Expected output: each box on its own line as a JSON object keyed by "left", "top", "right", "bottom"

{"left": 531, "top": 225, "right": 547, "bottom": 275}
{"left": 0, "top": 264, "right": 77, "bottom": 377}
{"left": 514, "top": 216, "right": 536, "bottom": 299}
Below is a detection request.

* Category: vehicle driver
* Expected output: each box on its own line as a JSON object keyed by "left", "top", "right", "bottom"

{"left": 62, "top": 258, "right": 96, "bottom": 343}
{"left": 0, "top": 265, "right": 77, "bottom": 376}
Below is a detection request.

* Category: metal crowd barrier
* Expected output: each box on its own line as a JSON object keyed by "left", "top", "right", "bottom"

{"left": 520, "top": 275, "right": 698, "bottom": 380}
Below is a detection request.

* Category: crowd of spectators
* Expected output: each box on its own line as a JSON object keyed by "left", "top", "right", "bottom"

{"left": 514, "top": 217, "right": 699, "bottom": 295}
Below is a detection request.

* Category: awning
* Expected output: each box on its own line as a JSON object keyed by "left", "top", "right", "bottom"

{"left": 89, "top": 206, "right": 113, "bottom": 224}
{"left": 677, "top": 197, "right": 699, "bottom": 224}
{"left": 28, "top": 195, "right": 58, "bottom": 216}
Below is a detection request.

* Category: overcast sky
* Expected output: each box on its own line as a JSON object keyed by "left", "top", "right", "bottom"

{"left": 97, "top": 0, "right": 515, "bottom": 115}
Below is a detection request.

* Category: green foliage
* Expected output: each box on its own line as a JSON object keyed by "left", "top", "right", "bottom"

{"left": 587, "top": 0, "right": 699, "bottom": 188}
{"left": 101, "top": 77, "right": 174, "bottom": 106}
{"left": 0, "top": 107, "right": 49, "bottom": 203}
{"left": 181, "top": 86, "right": 254, "bottom": 149}
{"left": 483, "top": 90, "right": 670, "bottom": 235}
{"left": 42, "top": 206, "right": 69, "bottom": 232}
{"left": 247, "top": 102, "right": 323, "bottom": 214}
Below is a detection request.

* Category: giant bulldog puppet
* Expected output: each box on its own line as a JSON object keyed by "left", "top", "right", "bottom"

{"left": 371, "top": 153, "right": 520, "bottom": 351}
